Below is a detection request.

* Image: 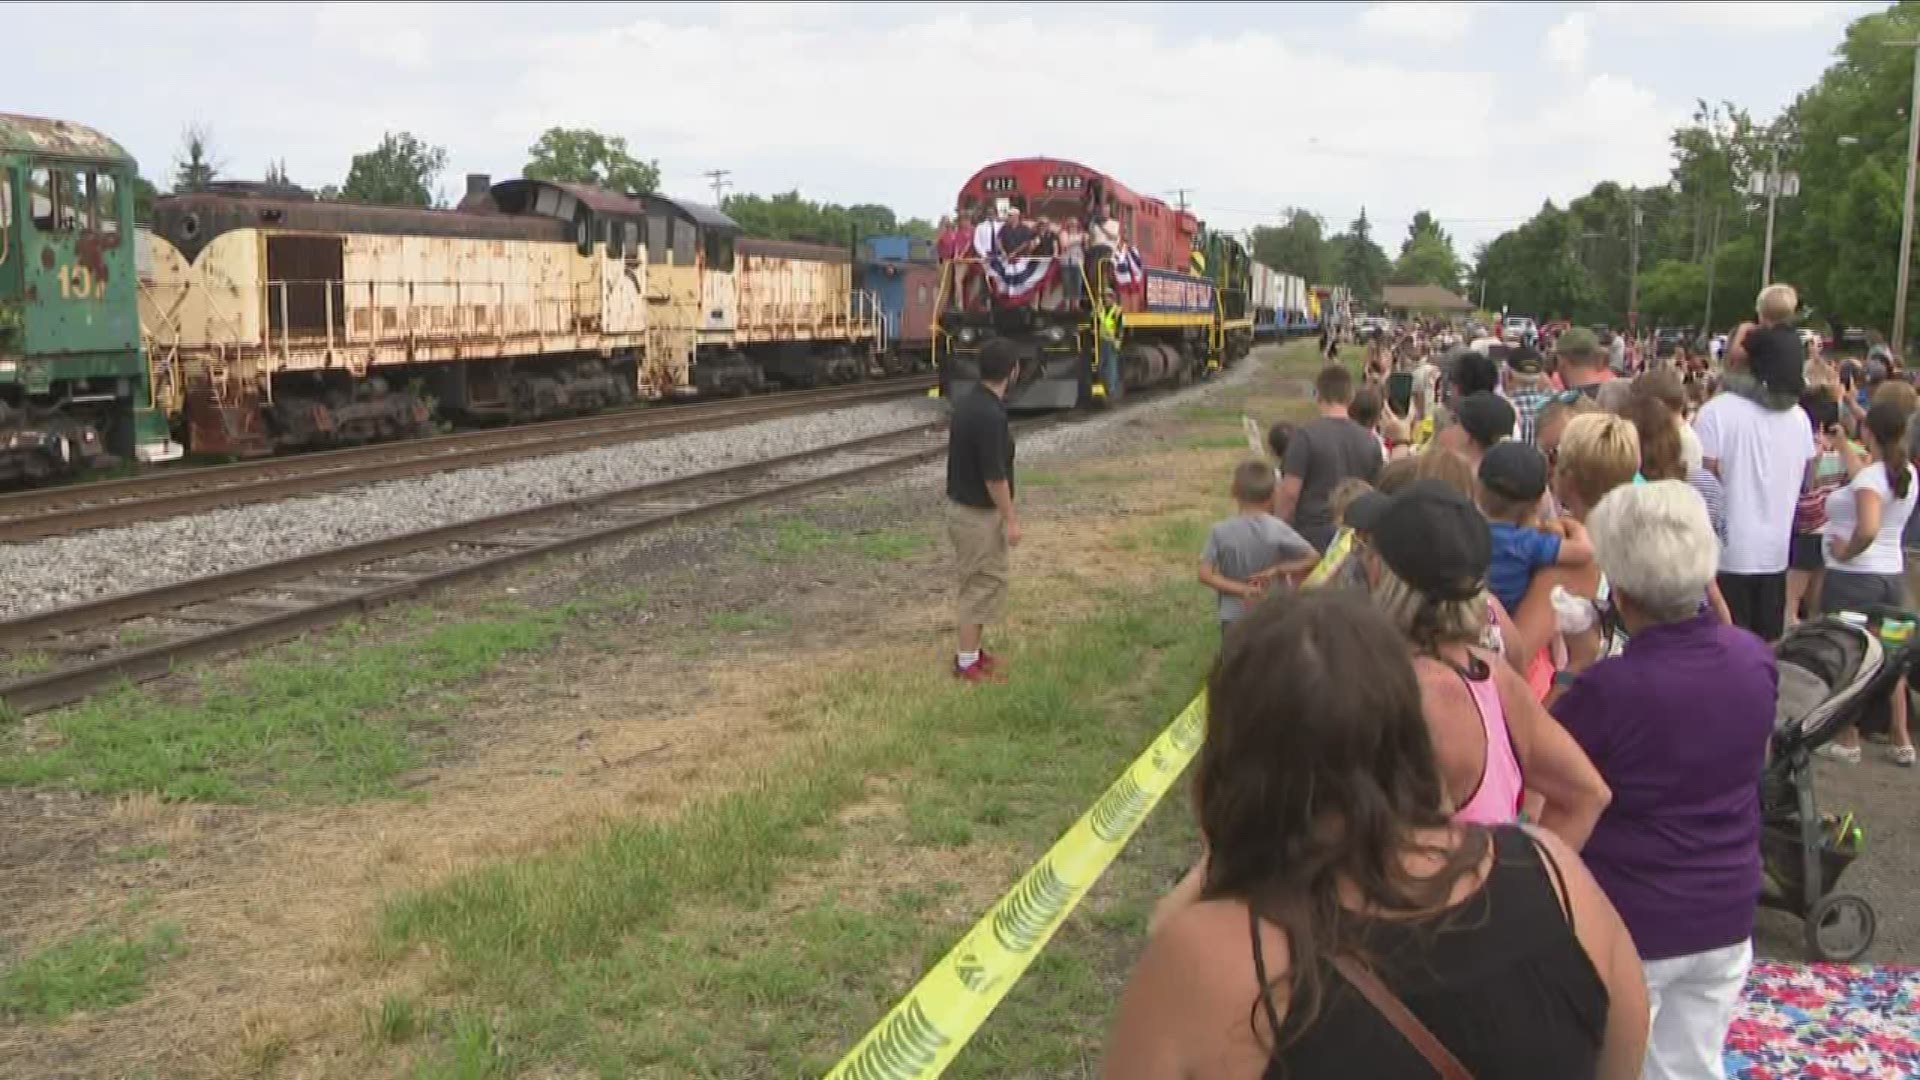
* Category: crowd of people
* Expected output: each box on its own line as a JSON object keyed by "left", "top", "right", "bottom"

{"left": 935, "top": 198, "right": 1125, "bottom": 313}
{"left": 1096, "top": 283, "right": 1917, "bottom": 1079}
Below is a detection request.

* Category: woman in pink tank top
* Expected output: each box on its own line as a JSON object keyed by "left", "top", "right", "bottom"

{"left": 1345, "top": 480, "right": 1610, "bottom": 848}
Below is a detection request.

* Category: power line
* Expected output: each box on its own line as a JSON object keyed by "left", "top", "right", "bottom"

{"left": 702, "top": 168, "right": 732, "bottom": 205}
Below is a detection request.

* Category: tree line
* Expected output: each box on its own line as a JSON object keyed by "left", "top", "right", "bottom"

{"left": 1471, "top": 0, "right": 1920, "bottom": 339}
{"left": 140, "top": 125, "right": 931, "bottom": 244}
{"left": 1249, "top": 206, "right": 1464, "bottom": 305}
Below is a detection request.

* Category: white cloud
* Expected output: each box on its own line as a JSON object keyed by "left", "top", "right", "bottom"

{"left": 4, "top": 1, "right": 1727, "bottom": 261}
{"left": 1545, "top": 12, "right": 1590, "bottom": 73}
{"left": 1356, "top": 1, "right": 1482, "bottom": 44}
{"left": 1593, "top": 1, "right": 1868, "bottom": 35}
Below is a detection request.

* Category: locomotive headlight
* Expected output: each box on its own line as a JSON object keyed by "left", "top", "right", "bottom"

{"left": 957, "top": 327, "right": 979, "bottom": 345}
{"left": 1042, "top": 325, "right": 1068, "bottom": 345}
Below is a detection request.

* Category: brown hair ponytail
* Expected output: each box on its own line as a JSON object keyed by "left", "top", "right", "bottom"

{"left": 1865, "top": 400, "right": 1913, "bottom": 501}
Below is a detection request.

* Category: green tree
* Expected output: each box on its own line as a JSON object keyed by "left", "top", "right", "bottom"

{"left": 1332, "top": 209, "right": 1390, "bottom": 302}
{"left": 264, "top": 159, "right": 291, "bottom": 187}
{"left": 1250, "top": 208, "right": 1328, "bottom": 280}
{"left": 1776, "top": 0, "right": 1920, "bottom": 343}
{"left": 524, "top": 127, "right": 660, "bottom": 195}
{"left": 720, "top": 190, "right": 930, "bottom": 244}
{"left": 1391, "top": 209, "right": 1462, "bottom": 289}
{"left": 130, "top": 175, "right": 160, "bottom": 223}
{"left": 341, "top": 132, "right": 447, "bottom": 207}
{"left": 171, "top": 123, "right": 219, "bottom": 193}
{"left": 1636, "top": 259, "right": 1709, "bottom": 327}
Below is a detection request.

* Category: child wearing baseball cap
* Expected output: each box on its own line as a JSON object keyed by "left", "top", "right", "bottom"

{"left": 1477, "top": 441, "right": 1596, "bottom": 615}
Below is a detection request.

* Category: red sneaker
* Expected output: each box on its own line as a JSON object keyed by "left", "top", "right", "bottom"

{"left": 978, "top": 651, "right": 1006, "bottom": 674}
{"left": 953, "top": 658, "right": 1005, "bottom": 683}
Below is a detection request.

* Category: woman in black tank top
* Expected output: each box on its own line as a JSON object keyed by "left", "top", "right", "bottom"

{"left": 1102, "top": 591, "right": 1648, "bottom": 1079}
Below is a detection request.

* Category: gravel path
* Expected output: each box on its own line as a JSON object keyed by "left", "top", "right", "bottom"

{"left": 0, "top": 398, "right": 941, "bottom": 621}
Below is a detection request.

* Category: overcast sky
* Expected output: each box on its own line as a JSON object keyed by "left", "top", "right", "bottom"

{"left": 13, "top": 1, "right": 1879, "bottom": 256}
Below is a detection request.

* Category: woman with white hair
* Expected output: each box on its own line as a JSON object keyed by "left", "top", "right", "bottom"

{"left": 1551, "top": 480, "right": 1777, "bottom": 1080}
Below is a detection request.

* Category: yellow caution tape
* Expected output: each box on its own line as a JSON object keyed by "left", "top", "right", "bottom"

{"left": 823, "top": 694, "right": 1206, "bottom": 1080}
{"left": 824, "top": 535, "right": 1354, "bottom": 1080}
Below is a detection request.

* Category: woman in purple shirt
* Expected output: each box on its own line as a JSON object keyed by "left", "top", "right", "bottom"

{"left": 1552, "top": 480, "right": 1777, "bottom": 1080}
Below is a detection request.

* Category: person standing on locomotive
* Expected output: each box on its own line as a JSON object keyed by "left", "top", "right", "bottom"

{"left": 946, "top": 339, "right": 1022, "bottom": 683}
{"left": 968, "top": 207, "right": 1001, "bottom": 312}
{"left": 937, "top": 216, "right": 972, "bottom": 311}
{"left": 1058, "top": 217, "right": 1087, "bottom": 307}
{"left": 996, "top": 207, "right": 1035, "bottom": 260}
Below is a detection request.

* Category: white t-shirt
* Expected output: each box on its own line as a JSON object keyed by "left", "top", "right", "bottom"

{"left": 972, "top": 220, "right": 1000, "bottom": 259}
{"left": 1693, "top": 393, "right": 1817, "bottom": 574}
{"left": 1823, "top": 462, "right": 1917, "bottom": 574}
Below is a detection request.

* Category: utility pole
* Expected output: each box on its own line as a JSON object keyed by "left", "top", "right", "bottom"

{"left": 1762, "top": 141, "right": 1781, "bottom": 284}
{"left": 702, "top": 168, "right": 732, "bottom": 205}
{"left": 1169, "top": 188, "right": 1192, "bottom": 212}
{"left": 1702, "top": 204, "right": 1724, "bottom": 336}
{"left": 1753, "top": 130, "right": 1800, "bottom": 287}
{"left": 1627, "top": 199, "right": 1642, "bottom": 337}
{"left": 1894, "top": 41, "right": 1920, "bottom": 355}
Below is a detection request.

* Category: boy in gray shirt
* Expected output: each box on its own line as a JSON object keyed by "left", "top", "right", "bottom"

{"left": 1200, "top": 460, "right": 1319, "bottom": 633}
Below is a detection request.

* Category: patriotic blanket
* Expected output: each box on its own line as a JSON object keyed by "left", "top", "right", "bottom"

{"left": 1726, "top": 962, "right": 1919, "bottom": 1078}
{"left": 980, "top": 245, "right": 1148, "bottom": 307}
{"left": 982, "top": 251, "right": 1057, "bottom": 305}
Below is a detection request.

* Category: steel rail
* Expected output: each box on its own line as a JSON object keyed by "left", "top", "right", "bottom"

{"left": 0, "top": 376, "right": 935, "bottom": 541}
{"left": 0, "top": 423, "right": 963, "bottom": 717}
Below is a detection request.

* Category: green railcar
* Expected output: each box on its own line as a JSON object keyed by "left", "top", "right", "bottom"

{"left": 1192, "top": 227, "right": 1254, "bottom": 366}
{"left": 0, "top": 113, "right": 176, "bottom": 482}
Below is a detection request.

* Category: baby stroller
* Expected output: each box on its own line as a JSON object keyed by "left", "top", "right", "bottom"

{"left": 1764, "top": 609, "right": 1914, "bottom": 960}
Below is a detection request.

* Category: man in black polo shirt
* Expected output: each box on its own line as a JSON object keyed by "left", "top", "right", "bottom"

{"left": 947, "top": 338, "right": 1021, "bottom": 682}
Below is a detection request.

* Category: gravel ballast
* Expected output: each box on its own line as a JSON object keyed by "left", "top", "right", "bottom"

{"left": 0, "top": 398, "right": 941, "bottom": 620}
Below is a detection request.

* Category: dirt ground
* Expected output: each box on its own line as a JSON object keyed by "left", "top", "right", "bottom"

{"left": 0, "top": 352, "right": 1285, "bottom": 1079}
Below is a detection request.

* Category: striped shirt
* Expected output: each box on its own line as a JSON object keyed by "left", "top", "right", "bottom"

{"left": 1689, "top": 466, "right": 1729, "bottom": 549}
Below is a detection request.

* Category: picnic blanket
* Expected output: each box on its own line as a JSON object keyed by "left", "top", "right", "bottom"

{"left": 1726, "top": 961, "right": 1919, "bottom": 1078}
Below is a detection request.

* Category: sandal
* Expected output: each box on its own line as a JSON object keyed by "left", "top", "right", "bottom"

{"left": 1891, "top": 744, "right": 1916, "bottom": 768}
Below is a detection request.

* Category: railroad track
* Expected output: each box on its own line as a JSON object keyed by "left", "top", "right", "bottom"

{"left": 0, "top": 422, "right": 972, "bottom": 717}
{"left": 0, "top": 377, "right": 936, "bottom": 542}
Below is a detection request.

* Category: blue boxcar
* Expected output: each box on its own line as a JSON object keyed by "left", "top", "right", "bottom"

{"left": 858, "top": 235, "right": 939, "bottom": 371}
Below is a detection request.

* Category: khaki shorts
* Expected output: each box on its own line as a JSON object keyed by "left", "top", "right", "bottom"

{"left": 948, "top": 501, "right": 1010, "bottom": 625}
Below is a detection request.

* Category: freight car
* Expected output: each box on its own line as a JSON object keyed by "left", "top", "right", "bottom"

{"left": 0, "top": 113, "right": 179, "bottom": 481}
{"left": 857, "top": 234, "right": 939, "bottom": 375}
{"left": 937, "top": 157, "right": 1233, "bottom": 409}
{"left": 1249, "top": 262, "right": 1312, "bottom": 340}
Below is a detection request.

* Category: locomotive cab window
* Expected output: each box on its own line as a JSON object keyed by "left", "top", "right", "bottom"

{"left": 27, "top": 167, "right": 55, "bottom": 232}
{"left": 647, "top": 211, "right": 669, "bottom": 265}
{"left": 93, "top": 172, "right": 119, "bottom": 236}
{"left": 0, "top": 168, "right": 11, "bottom": 235}
{"left": 607, "top": 219, "right": 624, "bottom": 260}
{"left": 672, "top": 219, "right": 695, "bottom": 267}
{"left": 704, "top": 231, "right": 733, "bottom": 272}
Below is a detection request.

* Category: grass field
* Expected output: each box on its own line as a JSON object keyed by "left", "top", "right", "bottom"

{"left": 0, "top": 339, "right": 1333, "bottom": 1078}
{"left": 366, "top": 341, "right": 1331, "bottom": 1077}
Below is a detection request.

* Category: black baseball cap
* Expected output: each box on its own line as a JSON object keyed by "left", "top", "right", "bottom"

{"left": 1456, "top": 391, "right": 1516, "bottom": 449}
{"left": 1345, "top": 480, "right": 1492, "bottom": 602}
{"left": 1478, "top": 440, "right": 1549, "bottom": 502}
{"left": 1506, "top": 346, "right": 1545, "bottom": 375}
